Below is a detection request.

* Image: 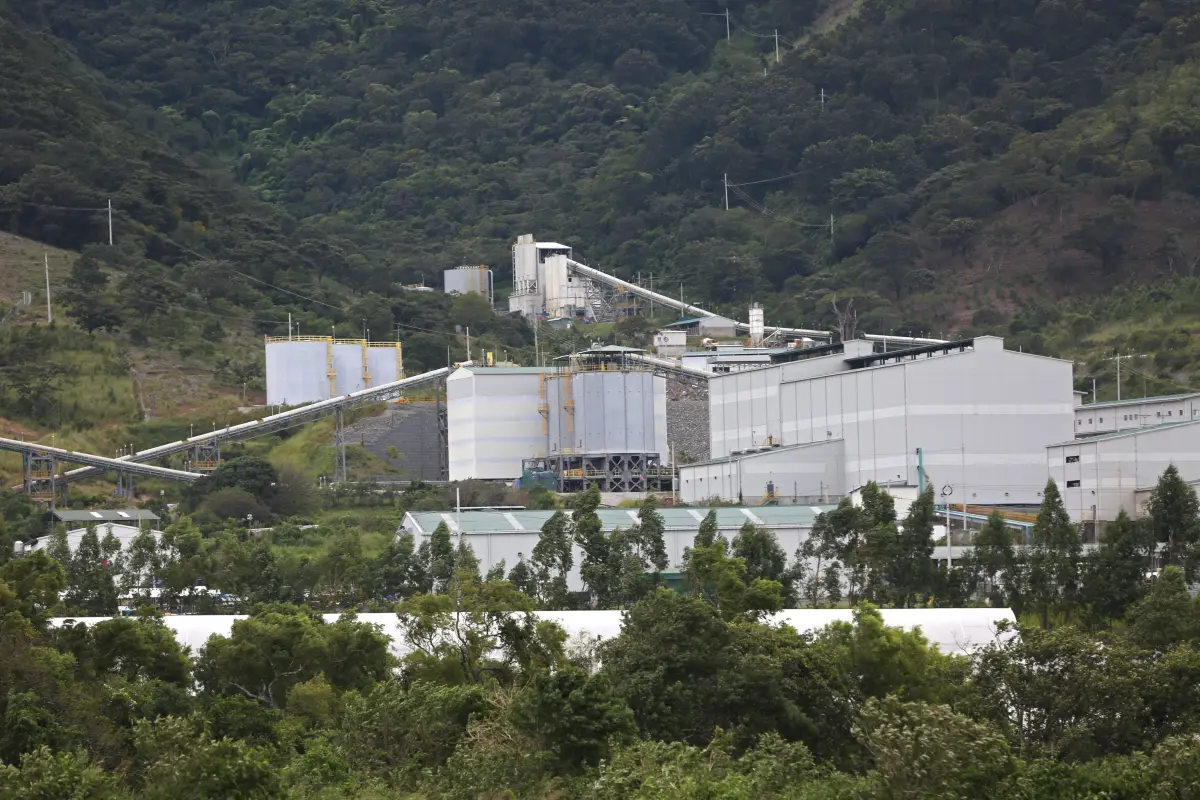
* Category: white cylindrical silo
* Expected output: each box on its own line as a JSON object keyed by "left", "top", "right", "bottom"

{"left": 265, "top": 338, "right": 333, "bottom": 406}
{"left": 549, "top": 370, "right": 667, "bottom": 455}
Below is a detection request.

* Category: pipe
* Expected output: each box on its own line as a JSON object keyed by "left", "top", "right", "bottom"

{"left": 863, "top": 333, "right": 948, "bottom": 346}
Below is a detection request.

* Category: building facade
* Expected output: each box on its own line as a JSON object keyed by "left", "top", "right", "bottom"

{"left": 1074, "top": 393, "right": 1200, "bottom": 437}
{"left": 701, "top": 336, "right": 1075, "bottom": 507}
{"left": 1047, "top": 419, "right": 1200, "bottom": 521}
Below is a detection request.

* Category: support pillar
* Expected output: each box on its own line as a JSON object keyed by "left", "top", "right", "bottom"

{"left": 334, "top": 407, "right": 348, "bottom": 483}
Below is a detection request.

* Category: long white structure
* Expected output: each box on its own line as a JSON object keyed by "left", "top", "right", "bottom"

{"left": 684, "top": 336, "right": 1075, "bottom": 507}
{"left": 1048, "top": 419, "right": 1200, "bottom": 521}
{"left": 1074, "top": 393, "right": 1200, "bottom": 437}
{"left": 402, "top": 506, "right": 829, "bottom": 589}
{"left": 49, "top": 607, "right": 1013, "bottom": 657}
{"left": 265, "top": 337, "right": 403, "bottom": 406}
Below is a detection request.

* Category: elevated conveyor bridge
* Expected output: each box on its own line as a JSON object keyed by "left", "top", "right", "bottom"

{"left": 5, "top": 365, "right": 462, "bottom": 498}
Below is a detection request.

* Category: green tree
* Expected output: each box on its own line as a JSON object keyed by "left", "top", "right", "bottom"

{"left": 196, "top": 606, "right": 391, "bottom": 707}
{"left": 64, "top": 528, "right": 118, "bottom": 616}
{"left": 511, "top": 667, "right": 635, "bottom": 772}
{"left": 531, "top": 509, "right": 573, "bottom": 608}
{"left": 892, "top": 487, "right": 937, "bottom": 607}
{"left": 1082, "top": 510, "right": 1148, "bottom": 625}
{"left": 855, "top": 697, "right": 1013, "bottom": 799}
{"left": 973, "top": 512, "right": 1018, "bottom": 608}
{"left": 1127, "top": 566, "right": 1198, "bottom": 650}
{"left": 1145, "top": 464, "right": 1200, "bottom": 575}
{"left": 731, "top": 521, "right": 791, "bottom": 600}
{"left": 1028, "top": 479, "right": 1083, "bottom": 626}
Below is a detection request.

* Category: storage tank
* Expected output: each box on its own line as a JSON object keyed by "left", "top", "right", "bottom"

{"left": 265, "top": 338, "right": 404, "bottom": 406}
{"left": 266, "top": 338, "right": 331, "bottom": 406}
{"left": 546, "top": 367, "right": 667, "bottom": 456}
{"left": 444, "top": 265, "right": 490, "bottom": 297}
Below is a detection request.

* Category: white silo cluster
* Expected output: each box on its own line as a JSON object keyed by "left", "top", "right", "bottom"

{"left": 447, "top": 349, "right": 668, "bottom": 484}
{"left": 265, "top": 337, "right": 404, "bottom": 406}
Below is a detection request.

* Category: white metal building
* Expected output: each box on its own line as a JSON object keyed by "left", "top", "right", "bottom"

{"left": 1047, "top": 419, "right": 1200, "bottom": 521}
{"left": 265, "top": 337, "right": 404, "bottom": 406}
{"left": 696, "top": 336, "right": 1074, "bottom": 507}
{"left": 448, "top": 366, "right": 545, "bottom": 481}
{"left": 680, "top": 441, "right": 845, "bottom": 505}
{"left": 32, "top": 523, "right": 161, "bottom": 557}
{"left": 508, "top": 235, "right": 593, "bottom": 321}
{"left": 652, "top": 329, "right": 686, "bottom": 358}
{"left": 1074, "top": 393, "right": 1200, "bottom": 437}
{"left": 400, "top": 506, "right": 835, "bottom": 591}
{"left": 50, "top": 607, "right": 1015, "bottom": 657}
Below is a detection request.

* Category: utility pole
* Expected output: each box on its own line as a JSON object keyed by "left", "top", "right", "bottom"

{"left": 107, "top": 199, "right": 113, "bottom": 246}
{"left": 829, "top": 214, "right": 835, "bottom": 243}
{"left": 288, "top": 312, "right": 292, "bottom": 340}
{"left": 725, "top": 7, "right": 730, "bottom": 40}
{"left": 466, "top": 326, "right": 471, "bottom": 361}
{"left": 774, "top": 29, "right": 780, "bottom": 63}
{"left": 44, "top": 253, "right": 52, "bottom": 323}
{"left": 724, "top": 173, "right": 729, "bottom": 211}
{"left": 533, "top": 316, "right": 540, "bottom": 368}
{"left": 820, "top": 88, "right": 826, "bottom": 109}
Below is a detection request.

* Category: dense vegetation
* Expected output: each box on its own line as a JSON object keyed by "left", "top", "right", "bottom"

{"left": 8, "top": 1, "right": 1200, "bottom": 399}
{"left": 6, "top": 474, "right": 1200, "bottom": 796}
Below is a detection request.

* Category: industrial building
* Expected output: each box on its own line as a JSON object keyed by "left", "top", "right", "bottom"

{"left": 1074, "top": 393, "right": 1200, "bottom": 437}
{"left": 683, "top": 336, "right": 1075, "bottom": 507}
{"left": 508, "top": 236, "right": 594, "bottom": 320}
{"left": 1047, "top": 419, "right": 1200, "bottom": 522}
{"left": 448, "top": 347, "right": 670, "bottom": 490}
{"left": 265, "top": 337, "right": 404, "bottom": 406}
{"left": 400, "top": 505, "right": 833, "bottom": 591}
{"left": 30, "top": 521, "right": 161, "bottom": 558}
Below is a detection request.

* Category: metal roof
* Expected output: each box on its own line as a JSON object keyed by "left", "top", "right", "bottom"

{"left": 457, "top": 366, "right": 546, "bottom": 374}
{"left": 535, "top": 242, "right": 571, "bottom": 250}
{"left": 663, "top": 317, "right": 704, "bottom": 327}
{"left": 1077, "top": 392, "right": 1200, "bottom": 410}
{"left": 1047, "top": 418, "right": 1200, "bottom": 447}
{"left": 51, "top": 508, "right": 160, "bottom": 522}
{"left": 402, "top": 505, "right": 836, "bottom": 535}
{"left": 683, "top": 440, "right": 843, "bottom": 468}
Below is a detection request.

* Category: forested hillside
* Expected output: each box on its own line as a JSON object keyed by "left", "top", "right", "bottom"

{"left": 8, "top": 1, "right": 1200, "bottom": 403}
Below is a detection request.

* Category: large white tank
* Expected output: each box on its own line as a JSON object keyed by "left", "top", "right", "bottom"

{"left": 265, "top": 338, "right": 404, "bottom": 406}
{"left": 546, "top": 370, "right": 667, "bottom": 455}
{"left": 444, "top": 265, "right": 490, "bottom": 297}
{"left": 265, "top": 338, "right": 331, "bottom": 406}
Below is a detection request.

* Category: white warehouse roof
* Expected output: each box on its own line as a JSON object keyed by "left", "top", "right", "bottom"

{"left": 401, "top": 505, "right": 837, "bottom": 535}
{"left": 49, "top": 607, "right": 1014, "bottom": 658}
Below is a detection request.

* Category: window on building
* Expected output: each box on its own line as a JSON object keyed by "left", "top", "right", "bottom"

{"left": 1089, "top": 418, "right": 1093, "bottom": 424}
{"left": 1099, "top": 418, "right": 1103, "bottom": 423}
{"left": 1066, "top": 480, "right": 1081, "bottom": 488}
{"left": 1066, "top": 455, "right": 1080, "bottom": 463}
{"left": 1076, "top": 419, "right": 1081, "bottom": 426}
{"left": 1169, "top": 410, "right": 1173, "bottom": 417}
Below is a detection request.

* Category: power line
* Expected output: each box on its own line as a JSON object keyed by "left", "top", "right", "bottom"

{"left": 728, "top": 184, "right": 829, "bottom": 229}
{"left": 727, "top": 171, "right": 804, "bottom": 188}
{"left": 0, "top": 202, "right": 108, "bottom": 212}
